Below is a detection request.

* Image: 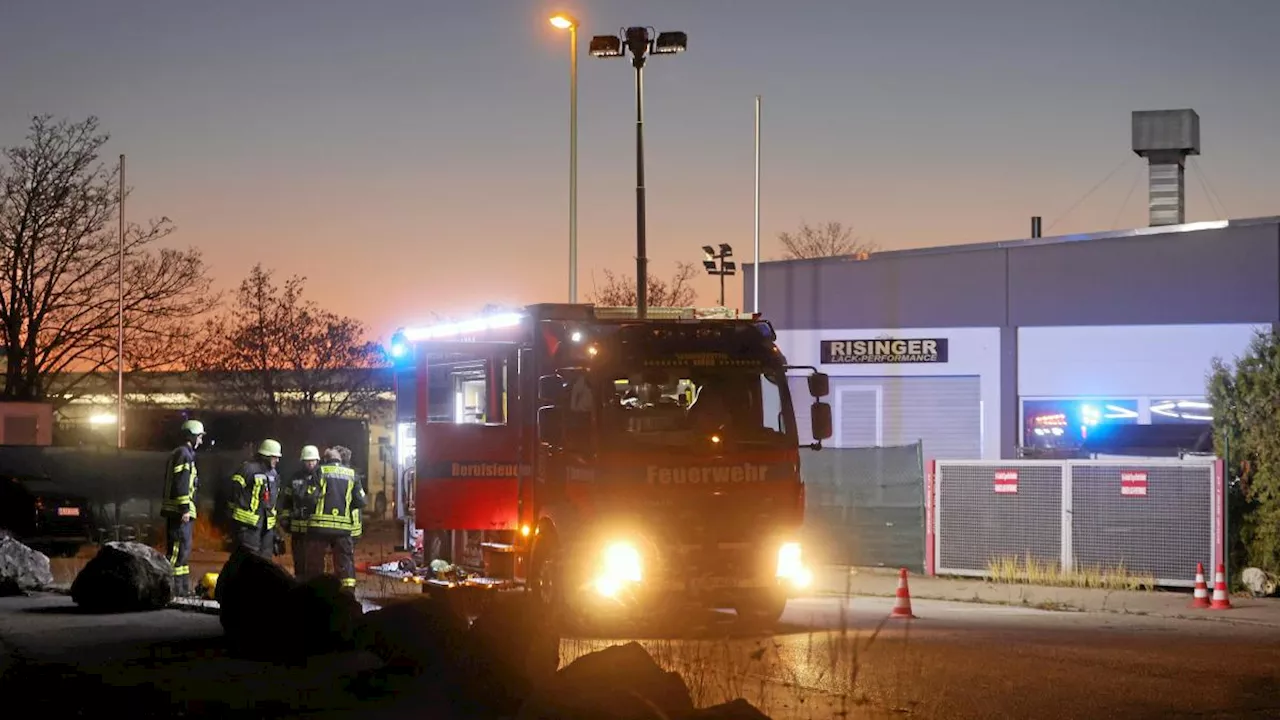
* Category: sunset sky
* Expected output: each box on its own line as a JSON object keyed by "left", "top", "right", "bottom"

{"left": 3, "top": 0, "right": 1278, "bottom": 343}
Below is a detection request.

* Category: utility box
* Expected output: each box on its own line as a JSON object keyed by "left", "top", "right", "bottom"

{"left": 0, "top": 402, "right": 55, "bottom": 446}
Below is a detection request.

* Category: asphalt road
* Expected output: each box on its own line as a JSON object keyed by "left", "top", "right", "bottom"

{"left": 2, "top": 591, "right": 1277, "bottom": 719}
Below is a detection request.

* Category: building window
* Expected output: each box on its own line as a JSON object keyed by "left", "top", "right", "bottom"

{"left": 1022, "top": 398, "right": 1139, "bottom": 449}
{"left": 1150, "top": 398, "right": 1213, "bottom": 425}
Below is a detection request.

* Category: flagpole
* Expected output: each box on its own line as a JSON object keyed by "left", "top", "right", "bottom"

{"left": 753, "top": 95, "right": 761, "bottom": 313}
{"left": 117, "top": 154, "right": 125, "bottom": 449}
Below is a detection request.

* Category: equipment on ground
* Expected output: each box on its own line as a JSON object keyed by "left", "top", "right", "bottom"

{"left": 378, "top": 303, "right": 832, "bottom": 628}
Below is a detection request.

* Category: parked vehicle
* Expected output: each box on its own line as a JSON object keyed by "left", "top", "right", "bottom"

{"left": 0, "top": 473, "right": 93, "bottom": 557}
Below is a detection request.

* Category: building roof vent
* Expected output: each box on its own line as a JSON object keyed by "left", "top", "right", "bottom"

{"left": 1132, "top": 109, "right": 1200, "bottom": 227}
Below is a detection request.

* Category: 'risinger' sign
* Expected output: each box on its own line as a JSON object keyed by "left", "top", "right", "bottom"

{"left": 821, "top": 338, "right": 949, "bottom": 364}
{"left": 1121, "top": 471, "right": 1149, "bottom": 497}
{"left": 994, "top": 470, "right": 1019, "bottom": 494}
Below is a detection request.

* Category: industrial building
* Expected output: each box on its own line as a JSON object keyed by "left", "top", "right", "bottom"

{"left": 747, "top": 109, "right": 1278, "bottom": 461}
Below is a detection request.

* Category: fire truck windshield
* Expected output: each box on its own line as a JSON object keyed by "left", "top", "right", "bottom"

{"left": 583, "top": 363, "right": 797, "bottom": 452}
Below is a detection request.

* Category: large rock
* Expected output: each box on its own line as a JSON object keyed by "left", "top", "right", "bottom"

{"left": 0, "top": 531, "right": 54, "bottom": 590}
{"left": 517, "top": 641, "right": 695, "bottom": 720}
{"left": 282, "top": 574, "right": 365, "bottom": 661}
{"left": 70, "top": 541, "right": 172, "bottom": 612}
{"left": 359, "top": 595, "right": 470, "bottom": 673}
{"left": 215, "top": 548, "right": 297, "bottom": 657}
{"left": 690, "top": 699, "right": 772, "bottom": 719}
{"left": 463, "top": 592, "right": 561, "bottom": 716}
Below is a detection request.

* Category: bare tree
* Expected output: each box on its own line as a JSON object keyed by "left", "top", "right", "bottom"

{"left": 0, "top": 115, "right": 214, "bottom": 404}
{"left": 777, "top": 221, "right": 877, "bottom": 260}
{"left": 194, "top": 264, "right": 387, "bottom": 418}
{"left": 587, "top": 262, "right": 698, "bottom": 308}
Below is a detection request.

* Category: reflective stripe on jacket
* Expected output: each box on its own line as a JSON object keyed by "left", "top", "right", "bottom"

{"left": 162, "top": 445, "right": 199, "bottom": 518}
{"left": 228, "top": 460, "right": 279, "bottom": 530}
{"left": 308, "top": 463, "right": 366, "bottom": 534}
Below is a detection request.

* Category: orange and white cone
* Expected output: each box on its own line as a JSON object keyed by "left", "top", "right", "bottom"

{"left": 1190, "top": 562, "right": 1210, "bottom": 609}
{"left": 890, "top": 567, "right": 917, "bottom": 619}
{"left": 1209, "top": 563, "right": 1232, "bottom": 610}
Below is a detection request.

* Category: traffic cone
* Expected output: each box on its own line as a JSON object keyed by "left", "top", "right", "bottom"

{"left": 1190, "top": 563, "right": 1210, "bottom": 609}
{"left": 890, "top": 567, "right": 917, "bottom": 619}
{"left": 1209, "top": 564, "right": 1232, "bottom": 610}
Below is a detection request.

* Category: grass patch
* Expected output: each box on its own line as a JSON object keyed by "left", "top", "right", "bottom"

{"left": 985, "top": 553, "right": 1156, "bottom": 592}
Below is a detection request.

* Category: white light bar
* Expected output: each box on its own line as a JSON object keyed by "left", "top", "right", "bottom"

{"left": 591, "top": 306, "right": 755, "bottom": 320}
{"left": 401, "top": 312, "right": 525, "bottom": 342}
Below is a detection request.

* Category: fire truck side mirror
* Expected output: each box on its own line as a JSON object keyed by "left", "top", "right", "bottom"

{"left": 808, "top": 372, "right": 830, "bottom": 399}
{"left": 539, "top": 374, "right": 567, "bottom": 404}
{"left": 538, "top": 406, "right": 563, "bottom": 446}
{"left": 810, "top": 401, "right": 833, "bottom": 442}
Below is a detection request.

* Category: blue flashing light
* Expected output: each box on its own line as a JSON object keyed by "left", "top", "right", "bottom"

{"left": 389, "top": 330, "right": 409, "bottom": 361}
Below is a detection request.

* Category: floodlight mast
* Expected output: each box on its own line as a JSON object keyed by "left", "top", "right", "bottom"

{"left": 591, "top": 25, "right": 687, "bottom": 319}
{"left": 701, "top": 243, "right": 736, "bottom": 307}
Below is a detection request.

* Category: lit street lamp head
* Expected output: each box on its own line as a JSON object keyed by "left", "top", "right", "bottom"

{"left": 549, "top": 13, "right": 577, "bottom": 30}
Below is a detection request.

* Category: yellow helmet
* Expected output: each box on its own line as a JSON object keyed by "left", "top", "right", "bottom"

{"left": 257, "top": 439, "right": 283, "bottom": 458}
{"left": 300, "top": 445, "right": 321, "bottom": 462}
{"left": 181, "top": 419, "right": 205, "bottom": 436}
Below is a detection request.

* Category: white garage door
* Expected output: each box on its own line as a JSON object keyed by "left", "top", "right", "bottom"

{"left": 792, "top": 376, "right": 981, "bottom": 459}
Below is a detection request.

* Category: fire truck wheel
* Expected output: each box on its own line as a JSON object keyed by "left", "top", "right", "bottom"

{"left": 532, "top": 543, "right": 566, "bottom": 623}
{"left": 734, "top": 591, "right": 787, "bottom": 630}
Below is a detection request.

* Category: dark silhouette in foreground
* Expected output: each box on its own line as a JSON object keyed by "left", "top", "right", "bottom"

{"left": 3, "top": 542, "right": 773, "bottom": 718}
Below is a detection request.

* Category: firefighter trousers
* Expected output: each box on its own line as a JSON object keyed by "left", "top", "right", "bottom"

{"left": 231, "top": 523, "right": 274, "bottom": 561}
{"left": 304, "top": 533, "right": 356, "bottom": 589}
{"left": 165, "top": 516, "right": 193, "bottom": 595}
{"left": 290, "top": 532, "right": 308, "bottom": 577}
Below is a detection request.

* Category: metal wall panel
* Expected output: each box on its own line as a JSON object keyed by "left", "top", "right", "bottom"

{"left": 746, "top": 219, "right": 1280, "bottom": 331}
{"left": 828, "top": 377, "right": 981, "bottom": 460}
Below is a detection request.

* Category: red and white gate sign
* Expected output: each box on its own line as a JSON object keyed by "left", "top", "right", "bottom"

{"left": 993, "top": 470, "right": 1019, "bottom": 494}
{"left": 1121, "top": 470, "right": 1149, "bottom": 497}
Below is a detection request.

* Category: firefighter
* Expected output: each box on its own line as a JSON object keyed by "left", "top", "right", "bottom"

{"left": 161, "top": 419, "right": 204, "bottom": 596}
{"left": 279, "top": 445, "right": 321, "bottom": 577}
{"left": 335, "top": 445, "right": 363, "bottom": 553}
{"left": 305, "top": 447, "right": 366, "bottom": 590}
{"left": 226, "top": 439, "right": 282, "bottom": 559}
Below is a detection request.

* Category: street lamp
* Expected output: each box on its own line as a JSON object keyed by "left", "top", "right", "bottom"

{"left": 590, "top": 26, "right": 687, "bottom": 319}
{"left": 701, "top": 243, "right": 737, "bottom": 307}
{"left": 549, "top": 13, "right": 579, "bottom": 303}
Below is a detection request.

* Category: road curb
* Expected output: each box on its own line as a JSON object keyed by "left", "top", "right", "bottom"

{"left": 815, "top": 587, "right": 1280, "bottom": 627}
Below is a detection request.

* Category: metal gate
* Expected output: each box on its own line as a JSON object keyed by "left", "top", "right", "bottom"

{"left": 928, "top": 457, "right": 1223, "bottom": 587}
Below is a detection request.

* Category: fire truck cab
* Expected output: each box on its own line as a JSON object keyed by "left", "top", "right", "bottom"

{"left": 389, "top": 303, "right": 831, "bottom": 627}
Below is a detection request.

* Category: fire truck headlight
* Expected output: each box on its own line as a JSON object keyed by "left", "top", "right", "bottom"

{"left": 594, "top": 541, "right": 643, "bottom": 597}
{"left": 776, "top": 542, "right": 812, "bottom": 589}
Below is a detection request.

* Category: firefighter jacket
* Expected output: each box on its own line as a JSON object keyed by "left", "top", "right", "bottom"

{"left": 307, "top": 462, "right": 366, "bottom": 535}
{"left": 227, "top": 460, "right": 279, "bottom": 531}
{"left": 161, "top": 445, "right": 199, "bottom": 519}
{"left": 280, "top": 467, "right": 319, "bottom": 533}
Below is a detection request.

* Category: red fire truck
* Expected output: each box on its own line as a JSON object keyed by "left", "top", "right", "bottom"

{"left": 388, "top": 303, "right": 831, "bottom": 626}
